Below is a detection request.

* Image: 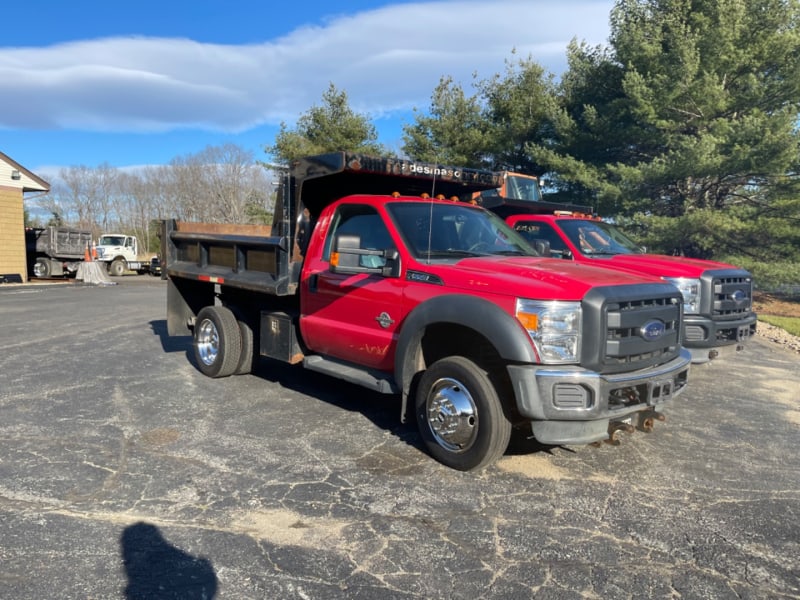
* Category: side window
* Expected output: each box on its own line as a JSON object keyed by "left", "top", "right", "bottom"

{"left": 514, "top": 222, "right": 568, "bottom": 255}
{"left": 323, "top": 205, "right": 395, "bottom": 268}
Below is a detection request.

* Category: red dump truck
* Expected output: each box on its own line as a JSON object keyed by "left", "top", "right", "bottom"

{"left": 477, "top": 172, "right": 757, "bottom": 364}
{"left": 161, "top": 153, "right": 691, "bottom": 471}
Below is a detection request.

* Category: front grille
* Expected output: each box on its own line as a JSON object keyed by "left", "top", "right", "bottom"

{"left": 710, "top": 272, "right": 753, "bottom": 319}
{"left": 582, "top": 284, "right": 683, "bottom": 375}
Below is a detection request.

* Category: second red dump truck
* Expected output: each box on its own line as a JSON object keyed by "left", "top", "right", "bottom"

{"left": 476, "top": 172, "right": 758, "bottom": 364}
{"left": 162, "top": 153, "right": 691, "bottom": 471}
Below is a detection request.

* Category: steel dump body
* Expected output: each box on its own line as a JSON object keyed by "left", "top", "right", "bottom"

{"left": 26, "top": 227, "right": 92, "bottom": 260}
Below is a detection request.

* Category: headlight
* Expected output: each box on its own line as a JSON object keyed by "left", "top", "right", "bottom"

{"left": 515, "top": 299, "right": 582, "bottom": 364}
{"left": 665, "top": 277, "right": 701, "bottom": 314}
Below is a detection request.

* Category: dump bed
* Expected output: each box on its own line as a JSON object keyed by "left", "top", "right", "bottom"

{"left": 162, "top": 220, "right": 289, "bottom": 294}
{"left": 25, "top": 227, "right": 92, "bottom": 259}
{"left": 162, "top": 152, "right": 503, "bottom": 297}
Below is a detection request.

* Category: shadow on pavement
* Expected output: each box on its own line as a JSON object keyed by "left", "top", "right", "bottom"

{"left": 121, "top": 521, "right": 218, "bottom": 600}
{"left": 150, "top": 319, "right": 192, "bottom": 354}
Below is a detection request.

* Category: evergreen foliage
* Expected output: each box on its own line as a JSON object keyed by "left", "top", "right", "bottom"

{"left": 264, "top": 83, "right": 386, "bottom": 165}
{"left": 401, "top": 76, "right": 490, "bottom": 167}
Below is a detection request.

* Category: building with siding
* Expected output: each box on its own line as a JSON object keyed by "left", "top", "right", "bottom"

{"left": 0, "top": 151, "right": 51, "bottom": 283}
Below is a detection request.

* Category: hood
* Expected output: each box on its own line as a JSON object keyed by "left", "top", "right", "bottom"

{"left": 597, "top": 253, "right": 745, "bottom": 278}
{"left": 427, "top": 256, "right": 666, "bottom": 301}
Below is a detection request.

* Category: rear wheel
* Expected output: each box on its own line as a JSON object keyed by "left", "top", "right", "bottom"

{"left": 415, "top": 356, "right": 511, "bottom": 471}
{"left": 33, "top": 258, "right": 52, "bottom": 278}
{"left": 194, "top": 306, "right": 242, "bottom": 378}
{"left": 234, "top": 318, "right": 256, "bottom": 375}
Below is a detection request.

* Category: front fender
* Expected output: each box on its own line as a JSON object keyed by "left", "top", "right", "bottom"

{"left": 394, "top": 294, "right": 535, "bottom": 412}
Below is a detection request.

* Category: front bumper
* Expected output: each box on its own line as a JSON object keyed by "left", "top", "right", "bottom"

{"left": 683, "top": 313, "right": 757, "bottom": 363}
{"left": 506, "top": 348, "right": 692, "bottom": 445}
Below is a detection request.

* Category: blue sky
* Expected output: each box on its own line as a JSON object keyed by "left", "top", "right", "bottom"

{"left": 1, "top": 0, "right": 613, "bottom": 178}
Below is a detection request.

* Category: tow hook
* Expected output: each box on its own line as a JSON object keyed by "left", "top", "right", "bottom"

{"left": 605, "top": 421, "right": 635, "bottom": 445}
{"left": 637, "top": 410, "right": 666, "bottom": 433}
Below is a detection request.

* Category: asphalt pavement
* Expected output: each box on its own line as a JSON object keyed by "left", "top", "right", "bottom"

{"left": 0, "top": 275, "right": 798, "bottom": 599}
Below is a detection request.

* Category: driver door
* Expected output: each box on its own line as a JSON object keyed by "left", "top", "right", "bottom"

{"left": 300, "top": 203, "right": 406, "bottom": 371}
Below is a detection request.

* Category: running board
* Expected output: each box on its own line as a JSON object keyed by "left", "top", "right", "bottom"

{"left": 303, "top": 355, "right": 398, "bottom": 394}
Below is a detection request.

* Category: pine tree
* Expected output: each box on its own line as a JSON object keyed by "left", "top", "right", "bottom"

{"left": 265, "top": 83, "right": 386, "bottom": 164}
{"left": 402, "top": 76, "right": 490, "bottom": 167}
{"left": 533, "top": 0, "right": 800, "bottom": 217}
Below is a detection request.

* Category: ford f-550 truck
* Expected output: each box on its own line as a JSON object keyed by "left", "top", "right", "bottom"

{"left": 478, "top": 172, "right": 757, "bottom": 364}
{"left": 162, "top": 152, "right": 691, "bottom": 471}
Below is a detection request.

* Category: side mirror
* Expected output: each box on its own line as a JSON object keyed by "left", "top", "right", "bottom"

{"left": 330, "top": 234, "right": 361, "bottom": 270}
{"left": 330, "top": 234, "right": 401, "bottom": 277}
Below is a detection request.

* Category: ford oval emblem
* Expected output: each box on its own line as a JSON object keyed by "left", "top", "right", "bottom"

{"left": 640, "top": 319, "right": 666, "bottom": 341}
{"left": 730, "top": 289, "right": 746, "bottom": 302}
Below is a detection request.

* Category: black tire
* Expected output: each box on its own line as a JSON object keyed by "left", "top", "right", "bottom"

{"left": 109, "top": 259, "right": 126, "bottom": 277}
{"left": 33, "top": 258, "right": 52, "bottom": 278}
{"left": 415, "top": 356, "right": 511, "bottom": 471}
{"left": 194, "top": 306, "right": 242, "bottom": 378}
{"left": 234, "top": 318, "right": 256, "bottom": 375}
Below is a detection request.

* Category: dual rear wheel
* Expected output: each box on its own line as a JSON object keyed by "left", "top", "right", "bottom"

{"left": 193, "top": 306, "right": 255, "bottom": 378}
{"left": 33, "top": 258, "right": 52, "bottom": 278}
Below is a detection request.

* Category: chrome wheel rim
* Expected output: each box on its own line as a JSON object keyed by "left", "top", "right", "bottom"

{"left": 425, "top": 377, "right": 478, "bottom": 453}
{"left": 196, "top": 319, "right": 220, "bottom": 366}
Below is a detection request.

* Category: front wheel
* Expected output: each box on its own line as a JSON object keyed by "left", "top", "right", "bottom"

{"left": 194, "top": 306, "right": 242, "bottom": 378}
{"left": 109, "top": 259, "right": 126, "bottom": 277}
{"left": 415, "top": 356, "right": 511, "bottom": 471}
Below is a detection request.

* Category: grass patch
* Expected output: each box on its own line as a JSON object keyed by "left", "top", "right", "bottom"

{"left": 759, "top": 315, "right": 800, "bottom": 337}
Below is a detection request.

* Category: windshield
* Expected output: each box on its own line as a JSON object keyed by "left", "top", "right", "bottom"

{"left": 558, "top": 219, "right": 644, "bottom": 255}
{"left": 98, "top": 235, "right": 126, "bottom": 246}
{"left": 387, "top": 201, "right": 537, "bottom": 260}
{"left": 505, "top": 174, "right": 542, "bottom": 202}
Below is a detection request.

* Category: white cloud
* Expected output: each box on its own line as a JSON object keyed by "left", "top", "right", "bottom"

{"left": 0, "top": 0, "right": 612, "bottom": 134}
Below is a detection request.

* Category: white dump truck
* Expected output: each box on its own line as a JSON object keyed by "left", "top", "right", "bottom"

{"left": 95, "top": 233, "right": 155, "bottom": 276}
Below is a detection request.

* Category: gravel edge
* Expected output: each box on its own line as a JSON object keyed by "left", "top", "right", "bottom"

{"left": 756, "top": 321, "right": 800, "bottom": 355}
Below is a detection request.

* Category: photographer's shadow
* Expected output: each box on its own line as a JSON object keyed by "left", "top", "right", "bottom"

{"left": 121, "top": 521, "right": 217, "bottom": 599}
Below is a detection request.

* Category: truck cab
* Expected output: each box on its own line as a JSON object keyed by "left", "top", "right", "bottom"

{"left": 96, "top": 233, "right": 152, "bottom": 276}
{"left": 479, "top": 174, "right": 758, "bottom": 364}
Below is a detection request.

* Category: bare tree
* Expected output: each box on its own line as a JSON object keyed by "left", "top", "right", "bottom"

{"left": 164, "top": 144, "right": 273, "bottom": 223}
{"left": 32, "top": 143, "right": 273, "bottom": 239}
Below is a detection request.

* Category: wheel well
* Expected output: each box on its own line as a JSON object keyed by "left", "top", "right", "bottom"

{"left": 420, "top": 323, "right": 499, "bottom": 368}
{"left": 416, "top": 323, "right": 518, "bottom": 420}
